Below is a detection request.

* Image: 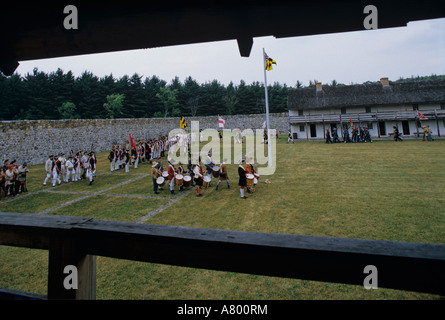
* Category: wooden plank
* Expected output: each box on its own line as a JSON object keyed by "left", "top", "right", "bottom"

{"left": 60, "top": 216, "right": 445, "bottom": 295}
{"left": 1, "top": 212, "right": 445, "bottom": 296}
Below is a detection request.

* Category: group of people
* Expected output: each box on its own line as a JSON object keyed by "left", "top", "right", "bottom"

{"left": 43, "top": 151, "right": 97, "bottom": 187}
{"left": 326, "top": 127, "right": 373, "bottom": 144}
{"left": 0, "top": 160, "right": 29, "bottom": 200}
{"left": 149, "top": 151, "right": 232, "bottom": 197}
{"left": 422, "top": 125, "right": 434, "bottom": 142}
{"left": 149, "top": 149, "right": 259, "bottom": 200}
{"left": 108, "top": 135, "right": 175, "bottom": 173}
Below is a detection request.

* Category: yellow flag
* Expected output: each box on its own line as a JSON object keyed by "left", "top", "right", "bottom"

{"left": 264, "top": 52, "right": 277, "bottom": 71}
{"left": 180, "top": 116, "right": 187, "bottom": 128}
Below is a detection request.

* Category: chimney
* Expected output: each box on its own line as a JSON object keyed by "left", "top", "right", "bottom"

{"left": 316, "top": 82, "right": 323, "bottom": 91}
{"left": 380, "top": 77, "right": 390, "bottom": 86}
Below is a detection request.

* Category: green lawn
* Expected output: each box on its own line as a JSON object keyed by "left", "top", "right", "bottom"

{"left": 1, "top": 137, "right": 444, "bottom": 299}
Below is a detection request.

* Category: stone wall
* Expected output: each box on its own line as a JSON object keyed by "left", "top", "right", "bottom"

{"left": 0, "top": 113, "right": 289, "bottom": 165}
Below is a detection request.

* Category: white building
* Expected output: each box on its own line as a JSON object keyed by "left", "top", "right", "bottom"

{"left": 288, "top": 78, "right": 445, "bottom": 140}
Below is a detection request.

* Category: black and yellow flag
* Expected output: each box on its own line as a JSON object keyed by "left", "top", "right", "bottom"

{"left": 180, "top": 116, "right": 187, "bottom": 128}
{"left": 264, "top": 52, "right": 277, "bottom": 71}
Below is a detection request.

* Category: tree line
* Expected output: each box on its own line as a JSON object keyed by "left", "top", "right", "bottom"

{"left": 0, "top": 68, "right": 289, "bottom": 121}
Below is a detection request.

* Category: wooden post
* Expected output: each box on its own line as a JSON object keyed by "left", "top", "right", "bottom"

{"left": 48, "top": 236, "right": 96, "bottom": 300}
{"left": 415, "top": 115, "right": 419, "bottom": 138}
{"left": 376, "top": 113, "right": 381, "bottom": 138}
{"left": 435, "top": 109, "right": 441, "bottom": 137}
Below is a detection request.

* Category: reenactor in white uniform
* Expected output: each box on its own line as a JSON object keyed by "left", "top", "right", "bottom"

{"left": 65, "top": 156, "right": 74, "bottom": 182}
{"left": 59, "top": 153, "right": 67, "bottom": 182}
{"left": 52, "top": 156, "right": 62, "bottom": 187}
{"left": 43, "top": 155, "right": 54, "bottom": 186}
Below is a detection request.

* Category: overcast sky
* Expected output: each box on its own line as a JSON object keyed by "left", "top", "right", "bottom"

{"left": 15, "top": 18, "right": 445, "bottom": 87}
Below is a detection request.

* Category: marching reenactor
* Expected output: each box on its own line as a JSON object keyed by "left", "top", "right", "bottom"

{"left": 87, "top": 152, "right": 96, "bottom": 185}
{"left": 59, "top": 153, "right": 67, "bottom": 182}
{"left": 43, "top": 155, "right": 53, "bottom": 185}
{"left": 287, "top": 130, "right": 294, "bottom": 143}
{"left": 167, "top": 159, "right": 176, "bottom": 194}
{"left": 151, "top": 162, "right": 162, "bottom": 194}
{"left": 393, "top": 126, "right": 403, "bottom": 142}
{"left": 325, "top": 129, "right": 332, "bottom": 143}
{"left": 73, "top": 153, "right": 81, "bottom": 182}
{"left": 177, "top": 161, "right": 185, "bottom": 191}
{"left": 52, "top": 156, "right": 62, "bottom": 187}
{"left": 122, "top": 148, "right": 128, "bottom": 172}
{"left": 215, "top": 159, "right": 230, "bottom": 190}
{"left": 193, "top": 158, "right": 204, "bottom": 197}
{"left": 81, "top": 152, "right": 88, "bottom": 179}
{"left": 238, "top": 159, "right": 247, "bottom": 199}
{"left": 108, "top": 147, "right": 116, "bottom": 172}
{"left": 65, "top": 156, "right": 74, "bottom": 182}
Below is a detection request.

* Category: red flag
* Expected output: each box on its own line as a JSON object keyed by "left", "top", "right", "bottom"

{"left": 130, "top": 134, "right": 136, "bottom": 149}
{"left": 417, "top": 111, "right": 428, "bottom": 120}
{"left": 218, "top": 115, "right": 225, "bottom": 128}
{"left": 349, "top": 117, "right": 354, "bottom": 128}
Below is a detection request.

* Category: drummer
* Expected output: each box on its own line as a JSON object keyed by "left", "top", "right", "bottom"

{"left": 193, "top": 157, "right": 204, "bottom": 197}
{"left": 151, "top": 162, "right": 162, "bottom": 194}
{"left": 204, "top": 151, "right": 215, "bottom": 175}
{"left": 167, "top": 158, "right": 176, "bottom": 195}
{"left": 245, "top": 157, "right": 256, "bottom": 193}
{"left": 204, "top": 151, "right": 215, "bottom": 187}
{"left": 177, "top": 161, "right": 185, "bottom": 191}
{"left": 216, "top": 158, "right": 230, "bottom": 190}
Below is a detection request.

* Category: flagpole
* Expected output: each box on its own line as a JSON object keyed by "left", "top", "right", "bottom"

{"left": 263, "top": 48, "right": 272, "bottom": 167}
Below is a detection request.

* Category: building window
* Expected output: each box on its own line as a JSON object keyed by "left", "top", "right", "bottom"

{"left": 341, "top": 107, "right": 347, "bottom": 114}
{"left": 441, "top": 103, "right": 445, "bottom": 110}
{"left": 298, "top": 110, "right": 304, "bottom": 116}
{"left": 299, "top": 125, "right": 305, "bottom": 132}
{"left": 365, "top": 106, "right": 371, "bottom": 113}
{"left": 413, "top": 104, "right": 419, "bottom": 111}
{"left": 367, "top": 122, "right": 373, "bottom": 129}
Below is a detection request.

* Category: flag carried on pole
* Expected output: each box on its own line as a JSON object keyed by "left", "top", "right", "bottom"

{"left": 129, "top": 134, "right": 136, "bottom": 150}
{"left": 218, "top": 115, "right": 225, "bottom": 128}
{"left": 180, "top": 116, "right": 187, "bottom": 128}
{"left": 264, "top": 52, "right": 277, "bottom": 71}
{"left": 349, "top": 116, "right": 354, "bottom": 128}
{"left": 417, "top": 111, "right": 428, "bottom": 120}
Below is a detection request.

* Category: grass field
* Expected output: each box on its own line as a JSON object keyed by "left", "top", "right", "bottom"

{"left": 1, "top": 136, "right": 444, "bottom": 300}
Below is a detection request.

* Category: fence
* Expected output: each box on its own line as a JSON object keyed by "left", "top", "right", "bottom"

{"left": 0, "top": 212, "right": 444, "bottom": 299}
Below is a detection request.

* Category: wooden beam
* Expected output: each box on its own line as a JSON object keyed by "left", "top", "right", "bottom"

{"left": 1, "top": 212, "right": 444, "bottom": 297}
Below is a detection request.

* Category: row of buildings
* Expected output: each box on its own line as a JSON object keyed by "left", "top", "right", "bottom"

{"left": 287, "top": 78, "right": 445, "bottom": 140}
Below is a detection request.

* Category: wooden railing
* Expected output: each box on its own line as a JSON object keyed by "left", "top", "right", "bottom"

{"left": 0, "top": 212, "right": 444, "bottom": 299}
{"left": 289, "top": 109, "right": 445, "bottom": 124}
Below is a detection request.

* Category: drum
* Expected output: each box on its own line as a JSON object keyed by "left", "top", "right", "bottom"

{"left": 183, "top": 175, "right": 192, "bottom": 187}
{"left": 254, "top": 177, "right": 258, "bottom": 185}
{"left": 212, "top": 166, "right": 220, "bottom": 178}
{"left": 162, "top": 171, "right": 168, "bottom": 178}
{"left": 203, "top": 175, "right": 211, "bottom": 188}
{"left": 254, "top": 173, "right": 260, "bottom": 180}
{"left": 175, "top": 174, "right": 183, "bottom": 186}
{"left": 246, "top": 173, "right": 255, "bottom": 188}
{"left": 156, "top": 176, "right": 165, "bottom": 186}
